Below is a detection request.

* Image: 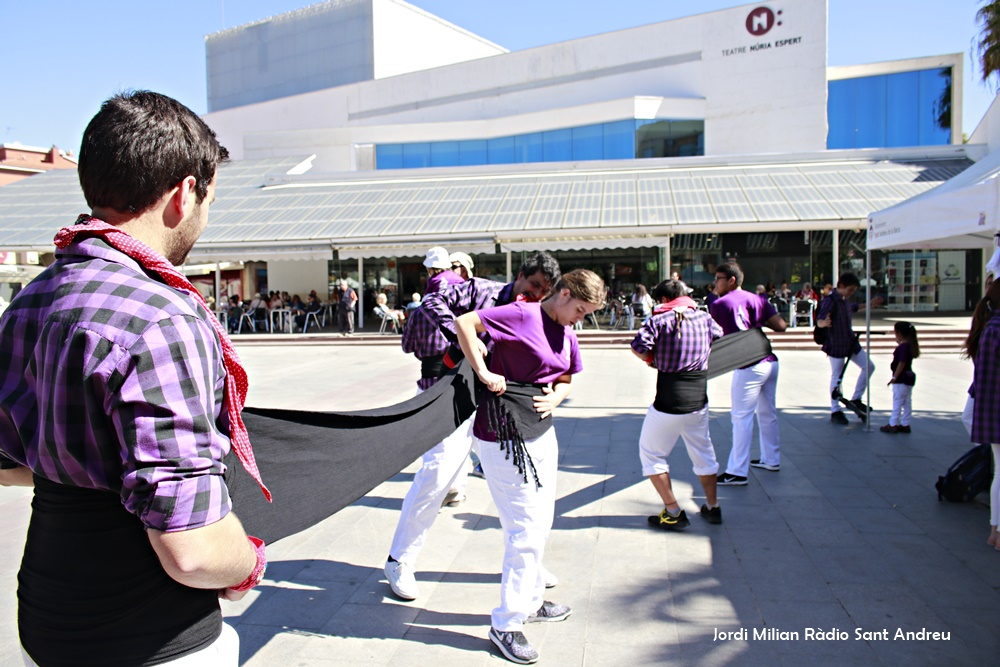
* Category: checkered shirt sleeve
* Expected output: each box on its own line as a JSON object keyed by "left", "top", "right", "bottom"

{"left": 631, "top": 309, "right": 722, "bottom": 372}
{"left": 0, "top": 247, "right": 232, "bottom": 533}
{"left": 401, "top": 305, "right": 448, "bottom": 358}
{"left": 421, "top": 278, "right": 505, "bottom": 341}
{"left": 972, "top": 314, "right": 1000, "bottom": 444}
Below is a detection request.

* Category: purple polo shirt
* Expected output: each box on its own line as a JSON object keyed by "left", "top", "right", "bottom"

{"left": 709, "top": 289, "right": 779, "bottom": 364}
{"left": 0, "top": 237, "right": 233, "bottom": 533}
{"left": 631, "top": 307, "right": 723, "bottom": 372}
{"left": 473, "top": 302, "right": 582, "bottom": 440}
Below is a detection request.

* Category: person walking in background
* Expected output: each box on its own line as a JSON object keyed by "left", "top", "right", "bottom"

{"left": 710, "top": 261, "right": 787, "bottom": 486}
{"left": 336, "top": 278, "right": 358, "bottom": 335}
{"left": 963, "top": 275, "right": 1000, "bottom": 551}
{"left": 454, "top": 268, "right": 604, "bottom": 665}
{"left": 881, "top": 321, "right": 919, "bottom": 434}
{"left": 814, "top": 272, "right": 875, "bottom": 425}
{"left": 631, "top": 283, "right": 654, "bottom": 323}
{"left": 631, "top": 279, "right": 724, "bottom": 531}
{"left": 0, "top": 91, "right": 266, "bottom": 667}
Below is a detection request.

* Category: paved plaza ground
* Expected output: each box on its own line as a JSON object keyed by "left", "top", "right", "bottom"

{"left": 1, "top": 344, "right": 998, "bottom": 666}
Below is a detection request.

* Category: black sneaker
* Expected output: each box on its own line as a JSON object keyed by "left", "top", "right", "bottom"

{"left": 830, "top": 411, "right": 849, "bottom": 425}
{"left": 898, "top": 425, "right": 911, "bottom": 434}
{"left": 489, "top": 628, "right": 539, "bottom": 664}
{"left": 525, "top": 600, "right": 571, "bottom": 623}
{"left": 717, "top": 473, "right": 748, "bottom": 486}
{"left": 700, "top": 504, "right": 723, "bottom": 524}
{"left": 749, "top": 459, "right": 780, "bottom": 472}
{"left": 647, "top": 508, "right": 690, "bottom": 531}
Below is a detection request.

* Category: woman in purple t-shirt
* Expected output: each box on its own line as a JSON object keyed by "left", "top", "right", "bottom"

{"left": 454, "top": 269, "right": 604, "bottom": 665}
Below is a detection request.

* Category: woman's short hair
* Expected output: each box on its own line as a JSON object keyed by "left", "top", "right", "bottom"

{"left": 553, "top": 269, "right": 605, "bottom": 306}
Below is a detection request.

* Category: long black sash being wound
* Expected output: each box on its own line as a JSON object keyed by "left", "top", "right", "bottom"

{"left": 706, "top": 328, "right": 773, "bottom": 379}
{"left": 420, "top": 354, "right": 445, "bottom": 380}
{"left": 654, "top": 370, "right": 708, "bottom": 414}
{"left": 228, "top": 361, "right": 478, "bottom": 544}
{"left": 482, "top": 383, "right": 550, "bottom": 488}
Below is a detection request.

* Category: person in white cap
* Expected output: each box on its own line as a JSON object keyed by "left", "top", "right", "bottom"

{"left": 450, "top": 252, "right": 475, "bottom": 281}
{"left": 424, "top": 246, "right": 464, "bottom": 295}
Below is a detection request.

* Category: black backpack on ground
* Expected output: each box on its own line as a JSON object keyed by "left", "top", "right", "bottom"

{"left": 935, "top": 444, "right": 994, "bottom": 502}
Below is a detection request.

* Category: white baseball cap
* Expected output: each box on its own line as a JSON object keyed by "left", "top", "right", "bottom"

{"left": 423, "top": 246, "right": 451, "bottom": 269}
{"left": 449, "top": 251, "right": 474, "bottom": 272}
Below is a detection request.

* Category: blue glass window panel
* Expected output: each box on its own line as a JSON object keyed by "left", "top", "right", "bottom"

{"left": 459, "top": 139, "right": 488, "bottom": 165}
{"left": 515, "top": 133, "right": 543, "bottom": 163}
{"left": 488, "top": 136, "right": 515, "bottom": 164}
{"left": 430, "top": 141, "right": 460, "bottom": 167}
{"left": 542, "top": 128, "right": 573, "bottom": 162}
{"left": 918, "top": 68, "right": 951, "bottom": 145}
{"left": 669, "top": 121, "right": 705, "bottom": 157}
{"left": 886, "top": 71, "right": 919, "bottom": 147}
{"left": 572, "top": 124, "right": 604, "bottom": 161}
{"left": 854, "top": 75, "right": 887, "bottom": 148}
{"left": 604, "top": 120, "right": 634, "bottom": 159}
{"left": 402, "top": 142, "right": 431, "bottom": 168}
{"left": 376, "top": 144, "right": 402, "bottom": 170}
{"left": 827, "top": 79, "right": 856, "bottom": 149}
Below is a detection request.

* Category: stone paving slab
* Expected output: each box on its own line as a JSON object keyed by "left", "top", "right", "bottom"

{"left": 1, "top": 346, "right": 998, "bottom": 667}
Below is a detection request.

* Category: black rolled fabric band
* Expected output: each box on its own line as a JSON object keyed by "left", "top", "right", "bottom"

{"left": 481, "top": 382, "right": 550, "bottom": 488}
{"left": 653, "top": 370, "right": 708, "bottom": 414}
{"left": 420, "top": 354, "right": 445, "bottom": 380}
{"left": 706, "top": 329, "right": 773, "bottom": 379}
{"left": 229, "top": 361, "right": 479, "bottom": 544}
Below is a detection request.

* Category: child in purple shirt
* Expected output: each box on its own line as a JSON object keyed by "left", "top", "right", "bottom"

{"left": 455, "top": 269, "right": 604, "bottom": 665}
{"left": 881, "top": 322, "right": 919, "bottom": 434}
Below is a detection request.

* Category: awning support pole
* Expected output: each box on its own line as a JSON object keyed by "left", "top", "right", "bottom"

{"left": 506, "top": 251, "right": 512, "bottom": 283}
{"left": 357, "top": 257, "right": 364, "bottom": 329}
{"left": 864, "top": 248, "right": 872, "bottom": 433}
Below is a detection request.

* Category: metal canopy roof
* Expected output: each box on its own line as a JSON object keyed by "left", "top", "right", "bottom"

{"left": 0, "top": 151, "right": 973, "bottom": 260}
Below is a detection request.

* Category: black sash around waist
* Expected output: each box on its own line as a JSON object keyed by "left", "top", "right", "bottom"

{"left": 18, "top": 475, "right": 221, "bottom": 667}
{"left": 420, "top": 354, "right": 445, "bottom": 380}
{"left": 653, "top": 370, "right": 708, "bottom": 414}
{"left": 481, "top": 382, "right": 552, "bottom": 487}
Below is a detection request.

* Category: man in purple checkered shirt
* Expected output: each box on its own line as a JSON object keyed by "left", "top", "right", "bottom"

{"left": 632, "top": 279, "right": 724, "bottom": 531}
{"left": 0, "top": 92, "right": 257, "bottom": 667}
{"left": 384, "top": 252, "right": 561, "bottom": 602}
{"left": 814, "top": 271, "right": 875, "bottom": 425}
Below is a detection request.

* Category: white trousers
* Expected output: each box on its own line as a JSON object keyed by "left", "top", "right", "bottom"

{"left": 389, "top": 405, "right": 475, "bottom": 567}
{"left": 828, "top": 350, "right": 874, "bottom": 412}
{"left": 22, "top": 623, "right": 239, "bottom": 667}
{"left": 638, "top": 405, "right": 719, "bottom": 477}
{"left": 962, "top": 395, "right": 975, "bottom": 435}
{"left": 889, "top": 383, "right": 913, "bottom": 427}
{"left": 728, "top": 360, "right": 780, "bottom": 476}
{"left": 476, "top": 428, "right": 559, "bottom": 632}
{"left": 992, "top": 444, "right": 1000, "bottom": 528}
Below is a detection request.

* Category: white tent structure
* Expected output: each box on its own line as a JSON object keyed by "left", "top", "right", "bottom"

{"left": 858, "top": 149, "right": 1000, "bottom": 430}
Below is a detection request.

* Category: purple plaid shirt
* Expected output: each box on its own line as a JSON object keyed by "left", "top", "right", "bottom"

{"left": 972, "top": 311, "right": 1000, "bottom": 444}
{"left": 401, "top": 305, "right": 450, "bottom": 390}
{"left": 0, "top": 238, "right": 232, "bottom": 532}
{"left": 632, "top": 307, "right": 722, "bottom": 372}
{"left": 816, "top": 291, "right": 859, "bottom": 358}
{"left": 421, "top": 277, "right": 514, "bottom": 342}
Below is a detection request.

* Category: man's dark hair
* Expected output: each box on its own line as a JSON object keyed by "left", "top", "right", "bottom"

{"left": 518, "top": 251, "right": 561, "bottom": 286}
{"left": 716, "top": 261, "right": 744, "bottom": 287}
{"left": 652, "top": 280, "right": 686, "bottom": 302}
{"left": 78, "top": 91, "right": 229, "bottom": 214}
{"left": 837, "top": 272, "right": 861, "bottom": 288}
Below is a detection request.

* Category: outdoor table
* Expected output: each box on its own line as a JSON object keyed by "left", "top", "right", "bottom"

{"left": 270, "top": 308, "right": 293, "bottom": 333}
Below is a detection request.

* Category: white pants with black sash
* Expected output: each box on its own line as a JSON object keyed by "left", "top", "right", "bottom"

{"left": 475, "top": 428, "right": 558, "bottom": 632}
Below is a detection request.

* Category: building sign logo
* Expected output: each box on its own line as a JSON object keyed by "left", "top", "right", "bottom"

{"left": 746, "top": 7, "right": 779, "bottom": 36}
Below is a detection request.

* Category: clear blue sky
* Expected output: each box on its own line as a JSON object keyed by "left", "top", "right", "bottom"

{"left": 2, "top": 0, "right": 995, "bottom": 153}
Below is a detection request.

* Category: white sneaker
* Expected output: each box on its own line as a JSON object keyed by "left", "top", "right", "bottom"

{"left": 384, "top": 559, "right": 419, "bottom": 600}
{"left": 541, "top": 566, "right": 558, "bottom": 589}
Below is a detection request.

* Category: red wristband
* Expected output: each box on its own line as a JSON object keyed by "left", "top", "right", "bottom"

{"left": 230, "top": 536, "right": 267, "bottom": 592}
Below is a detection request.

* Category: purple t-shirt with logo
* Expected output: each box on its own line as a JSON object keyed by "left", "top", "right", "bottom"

{"left": 473, "top": 301, "right": 582, "bottom": 440}
{"left": 709, "top": 289, "right": 778, "bottom": 363}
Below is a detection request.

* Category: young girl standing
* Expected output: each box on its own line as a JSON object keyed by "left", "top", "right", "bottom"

{"left": 881, "top": 321, "right": 919, "bottom": 433}
{"left": 455, "top": 269, "right": 604, "bottom": 665}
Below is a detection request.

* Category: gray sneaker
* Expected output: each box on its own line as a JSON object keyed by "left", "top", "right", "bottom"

{"left": 489, "top": 628, "right": 539, "bottom": 664}
{"left": 525, "top": 600, "right": 572, "bottom": 623}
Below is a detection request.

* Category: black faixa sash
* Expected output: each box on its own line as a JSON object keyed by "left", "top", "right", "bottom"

{"left": 227, "top": 329, "right": 771, "bottom": 544}
{"left": 653, "top": 370, "right": 708, "bottom": 415}
{"left": 480, "top": 383, "right": 550, "bottom": 488}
